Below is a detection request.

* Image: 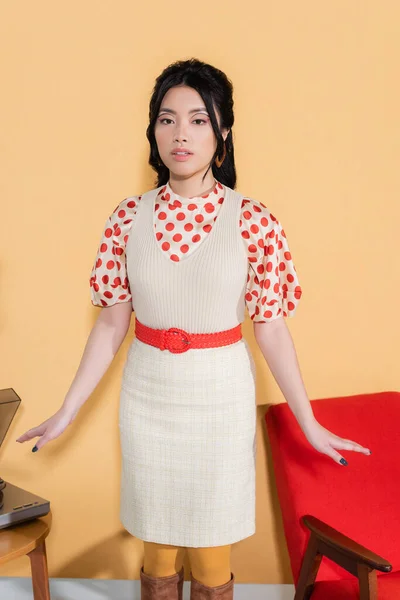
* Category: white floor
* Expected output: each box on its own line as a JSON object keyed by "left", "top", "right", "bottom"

{"left": 0, "top": 577, "right": 296, "bottom": 599}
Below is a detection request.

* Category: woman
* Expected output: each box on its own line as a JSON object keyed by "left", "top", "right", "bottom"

{"left": 17, "top": 58, "right": 371, "bottom": 600}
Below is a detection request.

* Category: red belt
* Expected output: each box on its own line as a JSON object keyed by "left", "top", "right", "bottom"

{"left": 135, "top": 318, "right": 242, "bottom": 354}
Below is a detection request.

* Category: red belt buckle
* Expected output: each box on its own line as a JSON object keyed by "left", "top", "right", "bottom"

{"left": 161, "top": 327, "right": 192, "bottom": 353}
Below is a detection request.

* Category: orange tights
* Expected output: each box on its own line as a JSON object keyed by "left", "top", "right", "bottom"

{"left": 143, "top": 541, "right": 232, "bottom": 587}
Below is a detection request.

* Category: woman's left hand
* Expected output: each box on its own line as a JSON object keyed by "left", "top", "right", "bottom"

{"left": 302, "top": 419, "right": 372, "bottom": 466}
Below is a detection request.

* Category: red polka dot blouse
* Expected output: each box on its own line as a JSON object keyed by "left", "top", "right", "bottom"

{"left": 89, "top": 179, "right": 303, "bottom": 322}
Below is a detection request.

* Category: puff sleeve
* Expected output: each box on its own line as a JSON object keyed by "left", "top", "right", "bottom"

{"left": 243, "top": 199, "right": 303, "bottom": 322}
{"left": 89, "top": 196, "right": 138, "bottom": 308}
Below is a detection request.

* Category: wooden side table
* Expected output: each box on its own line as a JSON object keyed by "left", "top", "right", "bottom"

{"left": 0, "top": 511, "right": 52, "bottom": 599}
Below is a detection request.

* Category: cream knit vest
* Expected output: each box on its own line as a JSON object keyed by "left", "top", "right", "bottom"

{"left": 125, "top": 184, "right": 248, "bottom": 334}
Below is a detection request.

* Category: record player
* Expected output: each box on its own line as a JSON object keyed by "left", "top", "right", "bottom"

{"left": 0, "top": 388, "right": 50, "bottom": 529}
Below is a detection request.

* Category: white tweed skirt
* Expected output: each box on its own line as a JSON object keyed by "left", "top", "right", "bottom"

{"left": 118, "top": 335, "right": 257, "bottom": 547}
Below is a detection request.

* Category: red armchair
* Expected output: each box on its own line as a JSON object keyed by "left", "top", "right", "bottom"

{"left": 265, "top": 390, "right": 398, "bottom": 600}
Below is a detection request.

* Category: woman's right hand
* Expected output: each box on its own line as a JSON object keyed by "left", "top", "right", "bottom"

{"left": 16, "top": 407, "right": 77, "bottom": 452}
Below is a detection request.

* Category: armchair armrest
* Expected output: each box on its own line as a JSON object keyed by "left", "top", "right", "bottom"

{"left": 302, "top": 514, "right": 392, "bottom": 573}
{"left": 294, "top": 514, "right": 392, "bottom": 600}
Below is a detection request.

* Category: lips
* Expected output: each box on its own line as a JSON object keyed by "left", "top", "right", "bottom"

{"left": 171, "top": 149, "right": 193, "bottom": 154}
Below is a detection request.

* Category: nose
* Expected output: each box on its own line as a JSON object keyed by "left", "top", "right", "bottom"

{"left": 174, "top": 124, "right": 189, "bottom": 142}
{"left": 174, "top": 133, "right": 188, "bottom": 142}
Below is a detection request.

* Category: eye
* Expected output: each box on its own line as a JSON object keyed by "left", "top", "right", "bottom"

{"left": 158, "top": 117, "right": 208, "bottom": 125}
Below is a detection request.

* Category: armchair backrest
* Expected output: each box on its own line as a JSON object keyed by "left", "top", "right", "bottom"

{"left": 265, "top": 391, "right": 400, "bottom": 585}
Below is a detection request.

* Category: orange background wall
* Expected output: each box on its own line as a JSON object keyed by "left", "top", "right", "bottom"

{"left": 1, "top": 0, "right": 399, "bottom": 583}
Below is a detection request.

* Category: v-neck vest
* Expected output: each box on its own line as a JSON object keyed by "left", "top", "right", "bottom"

{"left": 125, "top": 184, "right": 249, "bottom": 334}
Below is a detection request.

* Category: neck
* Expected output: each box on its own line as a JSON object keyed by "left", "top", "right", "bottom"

{"left": 168, "top": 173, "right": 216, "bottom": 199}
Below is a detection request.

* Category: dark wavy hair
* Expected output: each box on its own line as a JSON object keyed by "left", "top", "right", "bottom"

{"left": 146, "top": 58, "right": 236, "bottom": 190}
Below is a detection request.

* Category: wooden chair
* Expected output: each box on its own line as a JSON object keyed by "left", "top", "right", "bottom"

{"left": 0, "top": 511, "right": 52, "bottom": 599}
{"left": 265, "top": 391, "right": 398, "bottom": 599}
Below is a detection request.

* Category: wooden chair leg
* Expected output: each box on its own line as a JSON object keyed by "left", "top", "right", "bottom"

{"left": 27, "top": 540, "right": 51, "bottom": 600}
{"left": 294, "top": 533, "right": 322, "bottom": 600}
{"left": 358, "top": 563, "right": 377, "bottom": 600}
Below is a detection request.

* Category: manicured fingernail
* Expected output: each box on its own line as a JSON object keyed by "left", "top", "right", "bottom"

{"left": 32, "top": 446, "right": 38, "bottom": 453}
{"left": 340, "top": 458, "right": 348, "bottom": 466}
{"left": 369, "top": 450, "right": 372, "bottom": 454}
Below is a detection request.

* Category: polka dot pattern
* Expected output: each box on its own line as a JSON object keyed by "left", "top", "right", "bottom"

{"left": 89, "top": 179, "right": 303, "bottom": 321}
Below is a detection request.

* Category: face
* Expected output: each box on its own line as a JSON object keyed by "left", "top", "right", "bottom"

{"left": 154, "top": 85, "right": 229, "bottom": 180}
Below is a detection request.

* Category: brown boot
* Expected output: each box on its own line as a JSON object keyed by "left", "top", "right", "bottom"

{"left": 190, "top": 571, "right": 235, "bottom": 599}
{"left": 140, "top": 565, "right": 185, "bottom": 600}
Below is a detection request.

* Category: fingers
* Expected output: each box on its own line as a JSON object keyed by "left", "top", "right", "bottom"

{"left": 16, "top": 424, "right": 47, "bottom": 443}
{"left": 339, "top": 438, "right": 371, "bottom": 455}
{"left": 324, "top": 447, "right": 349, "bottom": 466}
{"left": 33, "top": 435, "right": 52, "bottom": 452}
{"left": 16, "top": 413, "right": 69, "bottom": 452}
{"left": 324, "top": 438, "right": 372, "bottom": 466}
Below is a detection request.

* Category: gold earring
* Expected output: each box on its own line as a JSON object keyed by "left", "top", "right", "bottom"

{"left": 215, "top": 142, "right": 227, "bottom": 168}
